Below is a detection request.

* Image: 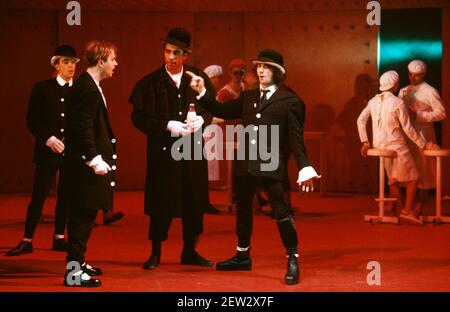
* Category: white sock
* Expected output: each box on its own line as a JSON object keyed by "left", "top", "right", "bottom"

{"left": 23, "top": 238, "right": 32, "bottom": 242}
{"left": 237, "top": 246, "right": 249, "bottom": 252}
{"left": 54, "top": 234, "right": 65, "bottom": 240}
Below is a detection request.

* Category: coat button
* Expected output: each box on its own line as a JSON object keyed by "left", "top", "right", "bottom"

{"left": 163, "top": 147, "right": 167, "bottom": 151}
{"left": 178, "top": 94, "right": 181, "bottom": 98}
{"left": 60, "top": 98, "right": 64, "bottom": 102}
{"left": 256, "top": 113, "right": 261, "bottom": 119}
{"left": 254, "top": 126, "right": 258, "bottom": 131}
{"left": 251, "top": 139, "right": 256, "bottom": 145}
{"left": 112, "top": 165, "right": 117, "bottom": 170}
{"left": 112, "top": 154, "right": 117, "bottom": 160}
{"left": 179, "top": 111, "right": 183, "bottom": 116}
{"left": 60, "top": 128, "right": 64, "bottom": 133}
{"left": 81, "top": 155, "right": 86, "bottom": 160}
{"left": 110, "top": 181, "right": 115, "bottom": 187}
{"left": 111, "top": 138, "right": 116, "bottom": 144}
{"left": 197, "top": 140, "right": 201, "bottom": 145}
{"left": 253, "top": 103, "right": 257, "bottom": 108}
{"left": 61, "top": 113, "right": 65, "bottom": 117}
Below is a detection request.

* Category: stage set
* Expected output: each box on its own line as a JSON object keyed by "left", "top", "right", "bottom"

{"left": 1, "top": 0, "right": 450, "bottom": 293}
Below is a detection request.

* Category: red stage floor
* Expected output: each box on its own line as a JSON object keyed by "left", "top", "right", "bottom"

{"left": 1, "top": 191, "right": 450, "bottom": 292}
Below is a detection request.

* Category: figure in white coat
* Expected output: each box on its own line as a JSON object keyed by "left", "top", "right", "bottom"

{"left": 357, "top": 70, "right": 439, "bottom": 225}
{"left": 399, "top": 60, "right": 446, "bottom": 216}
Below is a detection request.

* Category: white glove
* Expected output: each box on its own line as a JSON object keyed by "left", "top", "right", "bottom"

{"left": 167, "top": 120, "right": 190, "bottom": 137}
{"left": 297, "top": 166, "right": 321, "bottom": 193}
{"left": 86, "top": 155, "right": 111, "bottom": 176}
{"left": 188, "top": 115, "right": 204, "bottom": 132}
{"left": 46, "top": 136, "right": 65, "bottom": 154}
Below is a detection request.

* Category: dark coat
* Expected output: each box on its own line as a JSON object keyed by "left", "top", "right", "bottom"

{"left": 129, "top": 65, "right": 215, "bottom": 224}
{"left": 26, "top": 78, "right": 69, "bottom": 165}
{"left": 198, "top": 86, "right": 311, "bottom": 181}
{"left": 63, "top": 72, "right": 117, "bottom": 211}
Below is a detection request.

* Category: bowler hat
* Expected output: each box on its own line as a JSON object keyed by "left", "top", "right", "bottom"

{"left": 162, "top": 27, "right": 192, "bottom": 53}
{"left": 252, "top": 49, "right": 286, "bottom": 74}
{"left": 50, "top": 45, "right": 80, "bottom": 66}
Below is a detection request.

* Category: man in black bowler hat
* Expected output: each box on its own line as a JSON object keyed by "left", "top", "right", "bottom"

{"left": 129, "top": 27, "right": 216, "bottom": 271}
{"left": 6, "top": 45, "right": 79, "bottom": 256}
{"left": 186, "top": 49, "right": 320, "bottom": 285}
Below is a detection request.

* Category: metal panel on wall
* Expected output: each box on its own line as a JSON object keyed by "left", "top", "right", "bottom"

{"left": 0, "top": 10, "right": 58, "bottom": 192}
{"left": 244, "top": 10, "right": 379, "bottom": 193}
{"left": 58, "top": 11, "right": 194, "bottom": 190}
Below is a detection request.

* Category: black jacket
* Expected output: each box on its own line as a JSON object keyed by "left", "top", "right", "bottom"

{"left": 198, "top": 86, "right": 311, "bottom": 181}
{"left": 129, "top": 65, "right": 215, "bottom": 228}
{"left": 63, "top": 72, "right": 116, "bottom": 211}
{"left": 26, "top": 78, "right": 69, "bottom": 165}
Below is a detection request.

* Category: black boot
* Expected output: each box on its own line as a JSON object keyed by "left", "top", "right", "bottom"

{"left": 285, "top": 254, "right": 300, "bottom": 285}
{"left": 216, "top": 250, "right": 252, "bottom": 271}
{"left": 143, "top": 254, "right": 161, "bottom": 270}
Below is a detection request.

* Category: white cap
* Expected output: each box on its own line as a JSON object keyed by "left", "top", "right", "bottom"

{"left": 408, "top": 60, "right": 426, "bottom": 74}
{"left": 379, "top": 70, "right": 399, "bottom": 91}
{"left": 203, "top": 65, "right": 223, "bottom": 79}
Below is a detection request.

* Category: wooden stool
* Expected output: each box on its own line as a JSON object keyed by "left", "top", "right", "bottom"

{"left": 365, "top": 148, "right": 398, "bottom": 224}
{"left": 422, "top": 149, "right": 450, "bottom": 225}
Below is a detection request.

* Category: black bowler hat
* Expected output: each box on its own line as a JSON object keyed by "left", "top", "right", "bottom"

{"left": 161, "top": 27, "right": 192, "bottom": 53}
{"left": 50, "top": 45, "right": 80, "bottom": 66}
{"left": 252, "top": 49, "right": 286, "bottom": 74}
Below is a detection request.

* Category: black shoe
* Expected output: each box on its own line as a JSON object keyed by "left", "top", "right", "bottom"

{"left": 181, "top": 250, "right": 213, "bottom": 267}
{"left": 6, "top": 241, "right": 33, "bottom": 256}
{"left": 64, "top": 271, "right": 101, "bottom": 287}
{"left": 285, "top": 254, "right": 300, "bottom": 285}
{"left": 205, "top": 204, "right": 220, "bottom": 214}
{"left": 82, "top": 263, "right": 103, "bottom": 276}
{"left": 103, "top": 211, "right": 124, "bottom": 225}
{"left": 216, "top": 251, "right": 252, "bottom": 271}
{"left": 52, "top": 238, "right": 68, "bottom": 252}
{"left": 143, "top": 254, "right": 160, "bottom": 270}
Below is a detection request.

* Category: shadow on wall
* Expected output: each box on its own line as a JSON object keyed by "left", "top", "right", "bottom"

{"left": 334, "top": 73, "right": 379, "bottom": 193}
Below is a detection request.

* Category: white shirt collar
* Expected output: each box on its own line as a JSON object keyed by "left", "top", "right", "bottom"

{"left": 259, "top": 84, "right": 277, "bottom": 100}
{"left": 165, "top": 65, "right": 183, "bottom": 89}
{"left": 56, "top": 74, "right": 73, "bottom": 87}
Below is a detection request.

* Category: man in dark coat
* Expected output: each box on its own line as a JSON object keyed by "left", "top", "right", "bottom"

{"left": 129, "top": 27, "right": 215, "bottom": 270}
{"left": 6, "top": 45, "right": 79, "bottom": 256}
{"left": 63, "top": 40, "right": 118, "bottom": 287}
{"left": 186, "top": 49, "right": 320, "bottom": 285}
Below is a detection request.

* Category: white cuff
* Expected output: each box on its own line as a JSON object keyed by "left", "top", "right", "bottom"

{"left": 297, "top": 166, "right": 319, "bottom": 183}
{"left": 45, "top": 136, "right": 58, "bottom": 147}
{"left": 196, "top": 88, "right": 207, "bottom": 100}
{"left": 86, "top": 155, "right": 103, "bottom": 167}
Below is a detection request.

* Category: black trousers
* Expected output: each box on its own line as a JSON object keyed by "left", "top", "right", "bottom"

{"left": 149, "top": 163, "right": 202, "bottom": 246}
{"left": 24, "top": 161, "right": 66, "bottom": 238}
{"left": 66, "top": 208, "right": 98, "bottom": 265}
{"left": 235, "top": 172, "right": 298, "bottom": 255}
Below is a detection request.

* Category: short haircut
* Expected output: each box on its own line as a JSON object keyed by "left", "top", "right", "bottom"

{"left": 85, "top": 40, "right": 117, "bottom": 67}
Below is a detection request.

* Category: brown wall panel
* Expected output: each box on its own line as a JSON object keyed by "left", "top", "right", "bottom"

{"left": 0, "top": 10, "right": 58, "bottom": 192}
{"left": 0, "top": 3, "right": 448, "bottom": 195}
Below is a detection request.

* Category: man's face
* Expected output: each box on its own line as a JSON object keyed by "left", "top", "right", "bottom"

{"left": 55, "top": 58, "right": 77, "bottom": 81}
{"left": 165, "top": 43, "right": 187, "bottom": 74}
{"left": 230, "top": 67, "right": 245, "bottom": 84}
{"left": 408, "top": 72, "right": 425, "bottom": 86}
{"left": 100, "top": 50, "right": 118, "bottom": 79}
{"left": 256, "top": 63, "right": 274, "bottom": 87}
